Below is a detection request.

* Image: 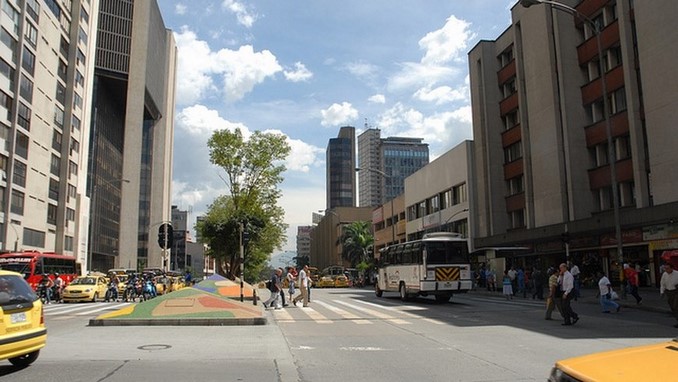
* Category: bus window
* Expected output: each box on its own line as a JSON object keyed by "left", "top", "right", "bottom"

{"left": 425, "top": 241, "right": 468, "bottom": 264}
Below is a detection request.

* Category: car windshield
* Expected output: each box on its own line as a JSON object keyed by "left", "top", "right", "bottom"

{"left": 0, "top": 274, "right": 38, "bottom": 305}
{"left": 72, "top": 277, "right": 96, "bottom": 285}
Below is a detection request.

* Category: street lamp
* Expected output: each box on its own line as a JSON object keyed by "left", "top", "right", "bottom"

{"left": 520, "top": 0, "right": 623, "bottom": 270}
{"left": 88, "top": 177, "right": 130, "bottom": 272}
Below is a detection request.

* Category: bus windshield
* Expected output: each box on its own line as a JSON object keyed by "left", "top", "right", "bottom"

{"left": 425, "top": 241, "right": 468, "bottom": 264}
{"left": 0, "top": 262, "right": 31, "bottom": 275}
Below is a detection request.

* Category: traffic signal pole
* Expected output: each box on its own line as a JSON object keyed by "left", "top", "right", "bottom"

{"left": 239, "top": 222, "right": 244, "bottom": 302}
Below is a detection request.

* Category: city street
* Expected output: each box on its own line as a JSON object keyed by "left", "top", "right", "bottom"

{"left": 2, "top": 288, "right": 675, "bottom": 381}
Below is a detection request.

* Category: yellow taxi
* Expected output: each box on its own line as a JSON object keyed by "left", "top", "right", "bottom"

{"left": 315, "top": 275, "right": 335, "bottom": 288}
{"left": 62, "top": 275, "right": 108, "bottom": 303}
{"left": 334, "top": 274, "right": 350, "bottom": 288}
{"left": 549, "top": 338, "right": 678, "bottom": 381}
{"left": 0, "top": 270, "right": 46, "bottom": 367}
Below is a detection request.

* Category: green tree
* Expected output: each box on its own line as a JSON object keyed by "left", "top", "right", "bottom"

{"left": 341, "top": 221, "right": 374, "bottom": 267}
{"left": 196, "top": 128, "right": 290, "bottom": 281}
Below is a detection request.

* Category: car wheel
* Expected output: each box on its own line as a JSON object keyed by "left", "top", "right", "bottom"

{"left": 92, "top": 293, "right": 99, "bottom": 303}
{"left": 399, "top": 282, "right": 408, "bottom": 302}
{"left": 9, "top": 350, "right": 39, "bottom": 367}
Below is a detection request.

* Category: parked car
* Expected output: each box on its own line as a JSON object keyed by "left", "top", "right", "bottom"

{"left": 61, "top": 275, "right": 108, "bottom": 303}
{"left": 548, "top": 338, "right": 678, "bottom": 381}
{"left": 0, "top": 270, "right": 46, "bottom": 367}
{"left": 315, "top": 276, "right": 335, "bottom": 288}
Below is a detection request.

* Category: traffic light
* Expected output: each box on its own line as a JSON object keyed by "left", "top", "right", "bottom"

{"left": 158, "top": 223, "right": 174, "bottom": 249}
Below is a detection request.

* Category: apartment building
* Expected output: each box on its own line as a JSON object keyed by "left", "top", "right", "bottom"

{"left": 0, "top": 0, "right": 99, "bottom": 262}
{"left": 469, "top": 0, "right": 678, "bottom": 285}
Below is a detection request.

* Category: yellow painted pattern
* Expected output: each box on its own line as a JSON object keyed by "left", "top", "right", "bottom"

{"left": 435, "top": 267, "right": 460, "bottom": 281}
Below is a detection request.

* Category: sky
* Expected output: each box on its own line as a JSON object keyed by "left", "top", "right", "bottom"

{"left": 156, "top": 0, "right": 516, "bottom": 254}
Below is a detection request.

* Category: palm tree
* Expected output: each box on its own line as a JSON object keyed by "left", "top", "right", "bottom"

{"left": 341, "top": 221, "right": 374, "bottom": 267}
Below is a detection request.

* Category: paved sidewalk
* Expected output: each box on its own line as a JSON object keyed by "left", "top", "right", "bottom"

{"left": 468, "top": 286, "right": 670, "bottom": 314}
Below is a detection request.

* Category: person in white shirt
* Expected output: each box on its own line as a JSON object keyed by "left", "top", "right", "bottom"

{"left": 568, "top": 261, "right": 581, "bottom": 300}
{"left": 597, "top": 272, "right": 620, "bottom": 313}
{"left": 558, "top": 263, "right": 579, "bottom": 326}
{"left": 659, "top": 263, "right": 678, "bottom": 328}
{"left": 292, "top": 265, "right": 310, "bottom": 307}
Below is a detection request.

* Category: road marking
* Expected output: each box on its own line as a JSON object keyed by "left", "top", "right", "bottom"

{"left": 334, "top": 300, "right": 409, "bottom": 325}
{"left": 44, "top": 303, "right": 130, "bottom": 316}
{"left": 74, "top": 303, "right": 131, "bottom": 315}
{"left": 272, "top": 308, "right": 294, "bottom": 322}
{"left": 339, "top": 346, "right": 387, "bottom": 351}
{"left": 313, "top": 300, "right": 372, "bottom": 324}
{"left": 299, "top": 306, "right": 332, "bottom": 324}
{"left": 353, "top": 299, "right": 445, "bottom": 325}
{"left": 44, "top": 303, "right": 104, "bottom": 315}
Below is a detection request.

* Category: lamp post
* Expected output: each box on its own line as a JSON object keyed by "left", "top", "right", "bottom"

{"left": 88, "top": 177, "right": 130, "bottom": 272}
{"left": 520, "top": 0, "right": 623, "bottom": 271}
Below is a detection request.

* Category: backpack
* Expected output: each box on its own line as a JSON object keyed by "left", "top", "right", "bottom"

{"left": 265, "top": 280, "right": 272, "bottom": 290}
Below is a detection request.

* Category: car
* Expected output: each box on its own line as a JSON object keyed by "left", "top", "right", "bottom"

{"left": 0, "top": 270, "right": 46, "bottom": 367}
{"left": 334, "top": 275, "right": 350, "bottom": 288}
{"left": 548, "top": 338, "right": 678, "bottom": 381}
{"left": 315, "top": 276, "right": 335, "bottom": 288}
{"left": 61, "top": 275, "right": 108, "bottom": 302}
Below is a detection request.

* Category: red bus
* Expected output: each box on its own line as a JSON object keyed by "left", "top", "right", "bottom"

{"left": 0, "top": 251, "right": 81, "bottom": 290}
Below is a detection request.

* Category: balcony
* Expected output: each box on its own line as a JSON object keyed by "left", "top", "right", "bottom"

{"left": 584, "top": 111, "right": 629, "bottom": 147}
{"left": 502, "top": 125, "right": 521, "bottom": 147}
{"left": 503, "top": 159, "right": 523, "bottom": 180}
{"left": 497, "top": 60, "right": 516, "bottom": 85}
{"left": 505, "top": 192, "right": 525, "bottom": 212}
{"left": 577, "top": 20, "right": 619, "bottom": 64}
{"left": 588, "top": 158, "right": 634, "bottom": 189}
{"left": 499, "top": 93, "right": 519, "bottom": 115}
{"left": 581, "top": 65, "right": 624, "bottom": 105}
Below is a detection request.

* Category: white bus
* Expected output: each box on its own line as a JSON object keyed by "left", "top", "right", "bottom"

{"left": 375, "top": 232, "right": 472, "bottom": 303}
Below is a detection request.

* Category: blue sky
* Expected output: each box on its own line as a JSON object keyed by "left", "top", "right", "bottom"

{"left": 157, "top": 1, "right": 515, "bottom": 252}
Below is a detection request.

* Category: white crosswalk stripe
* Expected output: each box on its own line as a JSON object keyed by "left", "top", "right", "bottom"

{"left": 352, "top": 300, "right": 445, "bottom": 325}
{"left": 313, "top": 300, "right": 372, "bottom": 324}
{"left": 270, "top": 298, "right": 414, "bottom": 326}
{"left": 43, "top": 302, "right": 131, "bottom": 317}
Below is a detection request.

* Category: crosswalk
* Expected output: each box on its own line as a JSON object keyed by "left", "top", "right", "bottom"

{"left": 43, "top": 302, "right": 132, "bottom": 319}
{"left": 269, "top": 298, "right": 447, "bottom": 326}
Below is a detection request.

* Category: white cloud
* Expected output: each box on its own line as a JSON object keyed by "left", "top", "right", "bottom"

{"left": 320, "top": 102, "right": 359, "bottom": 127}
{"left": 345, "top": 61, "right": 379, "bottom": 78}
{"left": 175, "top": 3, "right": 187, "bottom": 15}
{"left": 263, "top": 129, "right": 324, "bottom": 173}
{"left": 387, "top": 62, "right": 458, "bottom": 93}
{"left": 173, "top": 28, "right": 283, "bottom": 104}
{"left": 368, "top": 94, "right": 386, "bottom": 104}
{"left": 214, "top": 45, "right": 282, "bottom": 102}
{"left": 176, "top": 104, "right": 249, "bottom": 136}
{"left": 419, "top": 15, "right": 476, "bottom": 65}
{"left": 413, "top": 85, "right": 468, "bottom": 105}
{"left": 222, "top": 0, "right": 258, "bottom": 28}
{"left": 283, "top": 62, "right": 313, "bottom": 82}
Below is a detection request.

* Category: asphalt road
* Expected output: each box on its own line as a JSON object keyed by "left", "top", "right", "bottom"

{"left": 2, "top": 288, "right": 675, "bottom": 381}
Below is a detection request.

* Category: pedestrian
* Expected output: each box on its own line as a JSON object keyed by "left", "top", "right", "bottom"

{"left": 558, "top": 263, "right": 580, "bottom": 326}
{"left": 486, "top": 268, "right": 496, "bottom": 292}
{"left": 184, "top": 270, "right": 192, "bottom": 286}
{"left": 659, "top": 262, "right": 678, "bottom": 328}
{"left": 597, "top": 272, "right": 620, "bottom": 314}
{"left": 287, "top": 266, "right": 297, "bottom": 303}
{"left": 623, "top": 263, "right": 643, "bottom": 304}
{"left": 532, "top": 268, "right": 544, "bottom": 300}
{"left": 545, "top": 267, "right": 562, "bottom": 320}
{"left": 569, "top": 261, "right": 581, "bottom": 300}
{"left": 502, "top": 270, "right": 513, "bottom": 300}
{"left": 293, "top": 265, "right": 310, "bottom": 307}
{"left": 507, "top": 266, "right": 517, "bottom": 295}
{"left": 517, "top": 267, "right": 526, "bottom": 298}
{"left": 263, "top": 268, "right": 283, "bottom": 309}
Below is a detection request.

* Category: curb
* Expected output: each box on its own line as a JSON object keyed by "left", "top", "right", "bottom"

{"left": 89, "top": 316, "right": 268, "bottom": 326}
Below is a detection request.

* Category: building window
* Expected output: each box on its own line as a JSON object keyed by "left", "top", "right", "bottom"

{"left": 15, "top": 131, "right": 28, "bottom": 159}
{"left": 503, "top": 110, "right": 520, "bottom": 130}
{"left": 610, "top": 87, "right": 627, "bottom": 114}
{"left": 452, "top": 183, "right": 467, "bottom": 205}
{"left": 67, "top": 183, "right": 76, "bottom": 201}
{"left": 0, "top": 90, "right": 12, "bottom": 122}
{"left": 504, "top": 141, "right": 522, "bottom": 163}
{"left": 56, "top": 81, "right": 66, "bottom": 105}
{"left": 2, "top": 0, "right": 20, "bottom": 34}
{"left": 506, "top": 175, "right": 524, "bottom": 196}
{"left": 71, "top": 115, "right": 80, "bottom": 131}
{"left": 24, "top": 21, "right": 38, "bottom": 47}
{"left": 54, "top": 106, "right": 64, "bottom": 128}
{"left": 0, "top": 186, "right": 4, "bottom": 212}
{"left": 45, "top": 0, "right": 61, "bottom": 19}
{"left": 19, "top": 75, "right": 33, "bottom": 102}
{"left": 23, "top": 227, "right": 45, "bottom": 247}
{"left": 502, "top": 78, "right": 516, "bottom": 99}
{"left": 50, "top": 154, "right": 60, "bottom": 176}
{"left": 52, "top": 129, "right": 62, "bottom": 151}
{"left": 48, "top": 178, "right": 59, "bottom": 200}
{"left": 64, "top": 235, "right": 73, "bottom": 251}
{"left": 26, "top": 0, "right": 40, "bottom": 22}
{"left": 508, "top": 208, "right": 525, "bottom": 229}
{"left": 73, "top": 92, "right": 82, "bottom": 109}
{"left": 78, "top": 26, "right": 88, "bottom": 46}
{"left": 0, "top": 124, "right": 8, "bottom": 152}
{"left": 0, "top": 58, "right": 14, "bottom": 88}
{"left": 76, "top": 49, "right": 85, "bottom": 66}
{"left": 80, "top": 6, "right": 89, "bottom": 24}
{"left": 57, "top": 60, "right": 67, "bottom": 82}
{"left": 13, "top": 160, "right": 25, "bottom": 187}
{"left": 47, "top": 204, "right": 57, "bottom": 225}
{"left": 17, "top": 102, "right": 30, "bottom": 130}
{"left": 74, "top": 69, "right": 84, "bottom": 87}
{"left": 66, "top": 207, "right": 75, "bottom": 222}
{"left": 70, "top": 138, "right": 79, "bottom": 155}
{"left": 21, "top": 48, "right": 35, "bottom": 77}
{"left": 0, "top": 28, "right": 16, "bottom": 61}
{"left": 11, "top": 189, "right": 24, "bottom": 215}
{"left": 60, "top": 36, "right": 69, "bottom": 58}
{"left": 68, "top": 161, "right": 77, "bottom": 178}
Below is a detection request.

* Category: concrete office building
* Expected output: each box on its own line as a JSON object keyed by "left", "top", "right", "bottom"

{"left": 326, "top": 126, "right": 356, "bottom": 209}
{"left": 296, "top": 225, "right": 312, "bottom": 264}
{"left": 358, "top": 128, "right": 429, "bottom": 207}
{"left": 0, "top": 0, "right": 99, "bottom": 262}
{"left": 371, "top": 193, "right": 406, "bottom": 258}
{"left": 310, "top": 206, "right": 372, "bottom": 270}
{"left": 170, "top": 205, "right": 190, "bottom": 271}
{"left": 89, "top": 0, "right": 176, "bottom": 271}
{"left": 469, "top": 0, "right": 678, "bottom": 285}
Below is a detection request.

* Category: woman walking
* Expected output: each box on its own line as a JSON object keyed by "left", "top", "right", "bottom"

{"left": 502, "top": 270, "right": 513, "bottom": 300}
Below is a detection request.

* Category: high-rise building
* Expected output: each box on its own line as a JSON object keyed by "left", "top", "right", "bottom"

{"left": 469, "top": 0, "right": 678, "bottom": 285}
{"left": 0, "top": 0, "right": 99, "bottom": 262}
{"left": 326, "top": 126, "right": 356, "bottom": 209}
{"left": 89, "top": 0, "right": 176, "bottom": 271}
{"left": 357, "top": 128, "right": 429, "bottom": 207}
{"left": 171, "top": 205, "right": 190, "bottom": 271}
{"left": 296, "top": 225, "right": 312, "bottom": 264}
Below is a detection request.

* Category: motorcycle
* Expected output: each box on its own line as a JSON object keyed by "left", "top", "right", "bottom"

{"left": 104, "top": 282, "right": 119, "bottom": 302}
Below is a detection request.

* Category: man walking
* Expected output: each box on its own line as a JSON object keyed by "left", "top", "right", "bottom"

{"left": 660, "top": 262, "right": 678, "bottom": 328}
{"left": 263, "top": 268, "right": 283, "bottom": 310}
{"left": 623, "top": 263, "right": 643, "bottom": 304}
{"left": 559, "top": 263, "right": 579, "bottom": 326}
{"left": 597, "top": 272, "right": 620, "bottom": 313}
{"left": 293, "top": 265, "right": 310, "bottom": 307}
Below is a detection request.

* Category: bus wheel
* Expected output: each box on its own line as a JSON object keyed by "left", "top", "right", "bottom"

{"left": 399, "top": 282, "right": 408, "bottom": 301}
{"left": 435, "top": 294, "right": 451, "bottom": 303}
{"left": 375, "top": 284, "right": 383, "bottom": 298}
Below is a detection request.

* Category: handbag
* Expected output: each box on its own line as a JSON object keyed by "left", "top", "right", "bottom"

{"left": 610, "top": 290, "right": 619, "bottom": 300}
